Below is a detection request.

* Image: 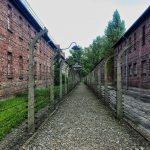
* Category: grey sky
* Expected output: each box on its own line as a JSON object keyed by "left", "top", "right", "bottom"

{"left": 27, "top": 0, "right": 150, "bottom": 57}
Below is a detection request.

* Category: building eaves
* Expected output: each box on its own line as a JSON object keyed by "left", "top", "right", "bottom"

{"left": 9, "top": 0, "right": 57, "bottom": 50}
{"left": 113, "top": 6, "right": 150, "bottom": 48}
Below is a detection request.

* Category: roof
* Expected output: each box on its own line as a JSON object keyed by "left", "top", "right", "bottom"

{"left": 113, "top": 6, "right": 150, "bottom": 48}
{"left": 9, "top": 0, "right": 58, "bottom": 50}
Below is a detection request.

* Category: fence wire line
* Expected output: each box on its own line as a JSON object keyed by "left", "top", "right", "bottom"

{"left": 85, "top": 30, "right": 150, "bottom": 131}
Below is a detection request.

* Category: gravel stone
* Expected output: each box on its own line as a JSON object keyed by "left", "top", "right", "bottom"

{"left": 24, "top": 83, "right": 150, "bottom": 150}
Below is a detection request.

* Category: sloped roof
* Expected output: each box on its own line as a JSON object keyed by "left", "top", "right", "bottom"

{"left": 9, "top": 0, "right": 58, "bottom": 50}
{"left": 113, "top": 6, "right": 150, "bottom": 48}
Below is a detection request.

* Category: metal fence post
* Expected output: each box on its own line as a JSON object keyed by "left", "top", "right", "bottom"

{"left": 28, "top": 28, "right": 48, "bottom": 133}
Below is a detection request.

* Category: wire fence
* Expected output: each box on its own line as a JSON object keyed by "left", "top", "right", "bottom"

{"left": 0, "top": 6, "right": 80, "bottom": 139}
{"left": 84, "top": 29, "right": 150, "bottom": 136}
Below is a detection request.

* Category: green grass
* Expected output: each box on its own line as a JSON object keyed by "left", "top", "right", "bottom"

{"left": 0, "top": 86, "right": 60, "bottom": 140}
{"left": 0, "top": 96, "right": 27, "bottom": 140}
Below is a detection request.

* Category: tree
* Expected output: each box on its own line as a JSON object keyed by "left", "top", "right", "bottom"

{"left": 66, "top": 48, "right": 83, "bottom": 66}
{"left": 68, "top": 10, "right": 125, "bottom": 77}
{"left": 104, "top": 9, "right": 125, "bottom": 56}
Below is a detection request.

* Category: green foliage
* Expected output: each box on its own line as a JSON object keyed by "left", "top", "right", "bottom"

{"left": 54, "top": 59, "right": 60, "bottom": 86}
{"left": 66, "top": 48, "right": 83, "bottom": 66}
{"left": 78, "top": 10, "right": 126, "bottom": 76}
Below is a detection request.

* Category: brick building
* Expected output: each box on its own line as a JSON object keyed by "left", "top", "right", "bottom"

{"left": 0, "top": 0, "right": 58, "bottom": 98}
{"left": 113, "top": 6, "right": 150, "bottom": 89}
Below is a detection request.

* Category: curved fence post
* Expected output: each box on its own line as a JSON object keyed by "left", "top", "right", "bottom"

{"left": 28, "top": 28, "right": 48, "bottom": 133}
{"left": 116, "top": 46, "right": 128, "bottom": 119}
{"left": 104, "top": 55, "right": 113, "bottom": 103}
{"left": 64, "top": 66, "right": 68, "bottom": 94}
{"left": 59, "top": 61, "right": 63, "bottom": 100}
{"left": 50, "top": 61, "right": 54, "bottom": 110}
{"left": 97, "top": 66, "right": 101, "bottom": 98}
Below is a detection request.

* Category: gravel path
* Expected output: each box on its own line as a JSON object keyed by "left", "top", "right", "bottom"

{"left": 23, "top": 83, "right": 150, "bottom": 150}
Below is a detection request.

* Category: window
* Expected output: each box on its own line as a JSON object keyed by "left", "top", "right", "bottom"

{"left": 142, "top": 25, "right": 146, "bottom": 46}
{"left": 133, "top": 62, "right": 137, "bottom": 76}
{"left": 134, "top": 33, "right": 136, "bottom": 50}
{"left": 129, "top": 64, "right": 132, "bottom": 76}
{"left": 141, "top": 60, "right": 147, "bottom": 75}
{"left": 7, "top": 5, "right": 12, "bottom": 31}
{"left": 7, "top": 52, "right": 13, "bottom": 78}
{"left": 19, "top": 56, "right": 23, "bottom": 79}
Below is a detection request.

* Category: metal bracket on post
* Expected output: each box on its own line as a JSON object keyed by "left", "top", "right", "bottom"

{"left": 28, "top": 27, "right": 48, "bottom": 134}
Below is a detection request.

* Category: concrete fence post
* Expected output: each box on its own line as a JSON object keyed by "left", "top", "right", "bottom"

{"left": 97, "top": 67, "right": 101, "bottom": 98}
{"left": 50, "top": 63, "right": 54, "bottom": 110}
{"left": 104, "top": 60, "right": 108, "bottom": 102}
{"left": 116, "top": 45, "right": 129, "bottom": 119}
{"left": 59, "top": 61, "right": 63, "bottom": 100}
{"left": 116, "top": 55, "right": 123, "bottom": 119}
{"left": 104, "top": 56, "right": 113, "bottom": 103}
{"left": 28, "top": 28, "right": 48, "bottom": 133}
{"left": 64, "top": 66, "right": 68, "bottom": 94}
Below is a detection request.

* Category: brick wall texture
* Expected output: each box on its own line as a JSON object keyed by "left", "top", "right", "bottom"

{"left": 0, "top": 0, "right": 55, "bottom": 98}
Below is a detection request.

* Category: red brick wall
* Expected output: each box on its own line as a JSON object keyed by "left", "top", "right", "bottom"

{"left": 114, "top": 15, "right": 150, "bottom": 89}
{"left": 0, "top": 0, "right": 55, "bottom": 98}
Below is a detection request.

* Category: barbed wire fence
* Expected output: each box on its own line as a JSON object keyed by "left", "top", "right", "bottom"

{"left": 84, "top": 30, "right": 150, "bottom": 138}
{"left": 0, "top": 10, "right": 80, "bottom": 139}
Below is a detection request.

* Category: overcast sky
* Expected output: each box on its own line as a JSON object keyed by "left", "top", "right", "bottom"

{"left": 27, "top": 0, "right": 150, "bottom": 57}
